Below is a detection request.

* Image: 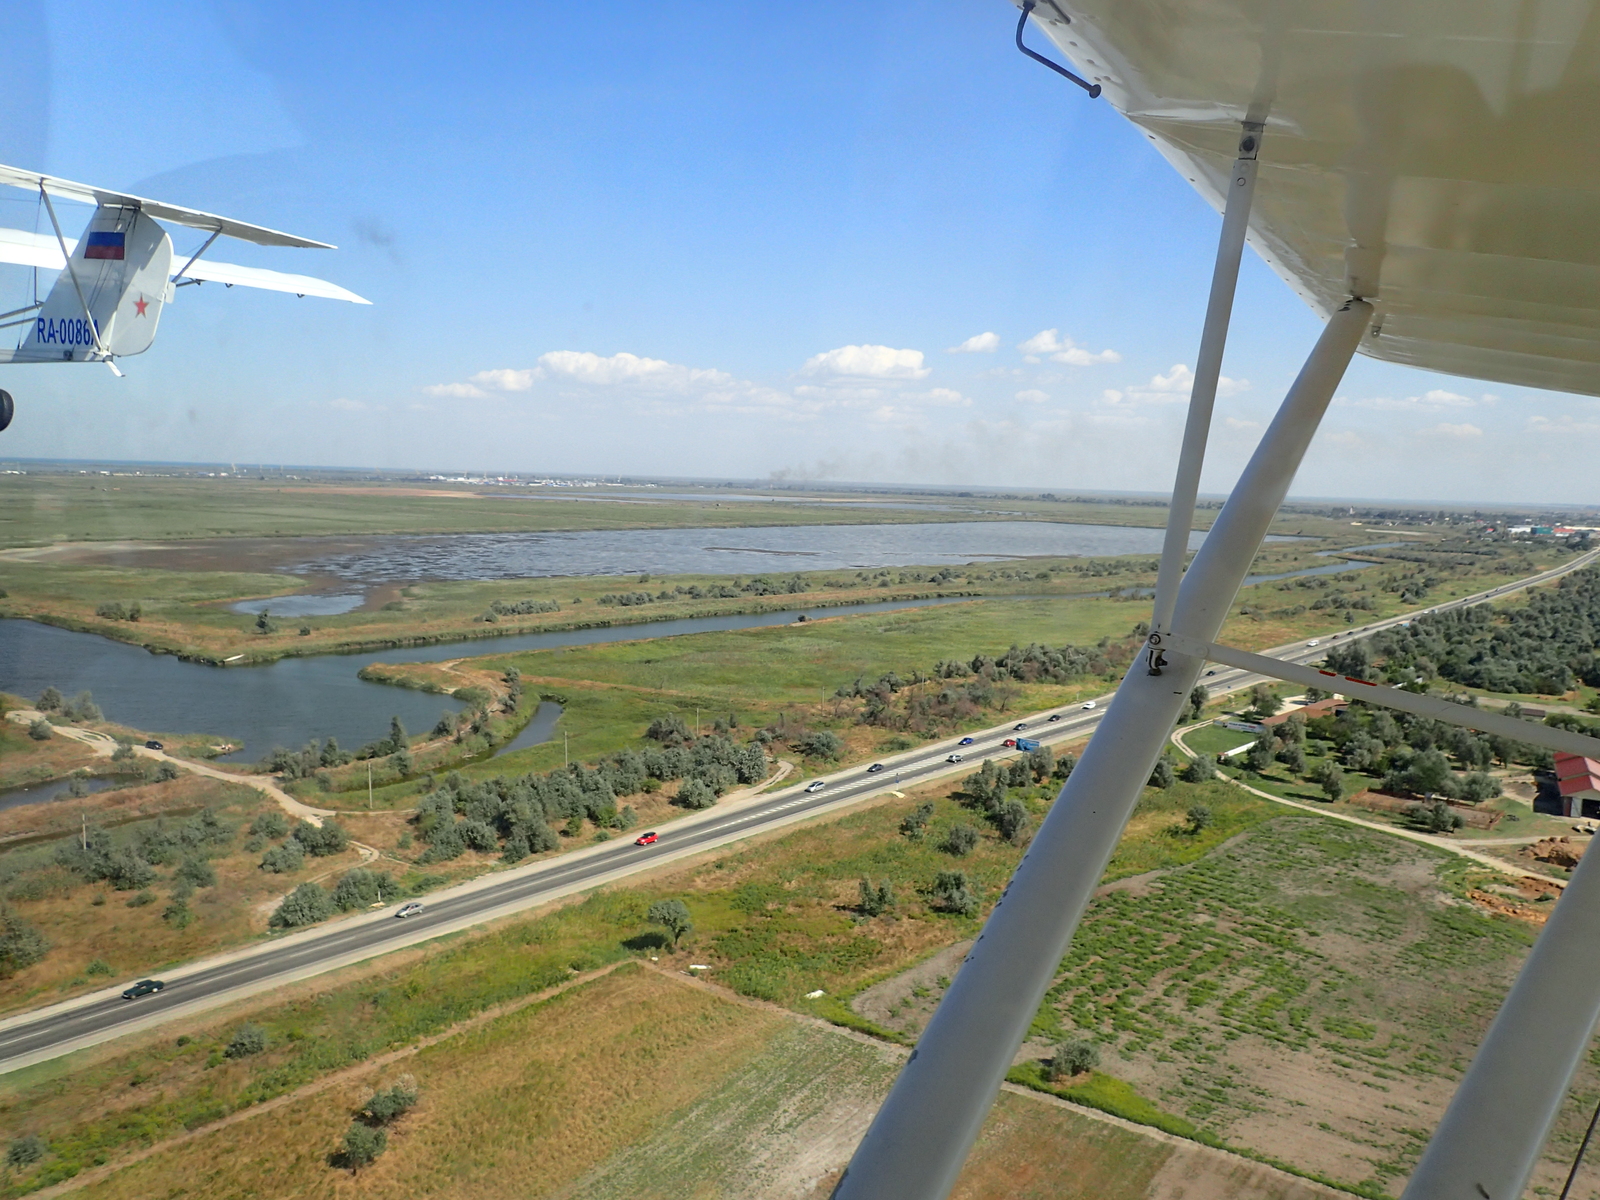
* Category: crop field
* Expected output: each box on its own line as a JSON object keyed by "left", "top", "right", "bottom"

{"left": 1029, "top": 817, "right": 1581, "bottom": 1194}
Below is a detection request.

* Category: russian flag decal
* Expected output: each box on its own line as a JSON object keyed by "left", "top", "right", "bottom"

{"left": 84, "top": 231, "right": 125, "bottom": 261}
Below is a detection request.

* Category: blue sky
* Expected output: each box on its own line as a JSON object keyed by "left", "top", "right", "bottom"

{"left": 0, "top": 0, "right": 1592, "bottom": 504}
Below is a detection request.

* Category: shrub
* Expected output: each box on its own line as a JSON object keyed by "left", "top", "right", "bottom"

{"left": 5, "top": 1135, "right": 46, "bottom": 1168}
{"left": 362, "top": 1076, "right": 419, "bottom": 1124}
{"left": 941, "top": 824, "right": 979, "bottom": 856}
{"left": 930, "top": 870, "right": 978, "bottom": 916}
{"left": 0, "top": 903, "right": 50, "bottom": 977}
{"left": 1050, "top": 1038, "right": 1101, "bottom": 1080}
{"left": 795, "top": 730, "right": 845, "bottom": 760}
{"left": 674, "top": 778, "right": 716, "bottom": 810}
{"left": 331, "top": 869, "right": 402, "bottom": 912}
{"left": 250, "top": 811, "right": 289, "bottom": 840}
{"left": 225, "top": 1023, "right": 268, "bottom": 1058}
{"left": 270, "top": 882, "right": 334, "bottom": 928}
{"left": 259, "top": 839, "right": 306, "bottom": 874}
{"left": 34, "top": 687, "right": 62, "bottom": 713}
{"left": 1186, "top": 804, "right": 1213, "bottom": 834}
{"left": 1147, "top": 756, "right": 1175, "bottom": 788}
{"left": 86, "top": 957, "right": 113, "bottom": 976}
{"left": 857, "top": 879, "right": 895, "bottom": 917}
{"left": 293, "top": 819, "right": 350, "bottom": 857}
{"left": 27, "top": 719, "right": 51, "bottom": 741}
{"left": 899, "top": 801, "right": 934, "bottom": 841}
{"left": 338, "top": 1122, "right": 386, "bottom": 1172}
{"left": 153, "top": 762, "right": 181, "bottom": 782}
{"left": 175, "top": 857, "right": 217, "bottom": 888}
{"left": 1179, "top": 756, "right": 1213, "bottom": 784}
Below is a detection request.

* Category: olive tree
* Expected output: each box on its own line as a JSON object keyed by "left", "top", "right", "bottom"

{"left": 1049, "top": 1038, "right": 1100, "bottom": 1081}
{"left": 646, "top": 899, "right": 693, "bottom": 949}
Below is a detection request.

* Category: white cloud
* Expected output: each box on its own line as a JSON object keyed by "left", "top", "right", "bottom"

{"left": 469, "top": 368, "right": 537, "bottom": 392}
{"left": 1015, "top": 389, "right": 1050, "bottom": 404}
{"left": 1527, "top": 414, "right": 1600, "bottom": 436}
{"left": 1337, "top": 388, "right": 1493, "bottom": 412}
{"left": 1224, "top": 416, "right": 1259, "bottom": 431}
{"left": 422, "top": 382, "right": 487, "bottom": 398}
{"left": 1099, "top": 363, "right": 1247, "bottom": 407}
{"left": 1427, "top": 422, "right": 1484, "bottom": 439}
{"left": 801, "top": 344, "right": 930, "bottom": 380}
{"left": 537, "top": 350, "right": 733, "bottom": 390}
{"left": 916, "top": 388, "right": 971, "bottom": 407}
{"left": 946, "top": 331, "right": 1000, "bottom": 354}
{"left": 329, "top": 397, "right": 369, "bottom": 410}
{"left": 1016, "top": 328, "right": 1120, "bottom": 365}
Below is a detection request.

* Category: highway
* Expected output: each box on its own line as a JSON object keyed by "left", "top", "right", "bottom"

{"left": 2, "top": 543, "right": 1595, "bottom": 1073}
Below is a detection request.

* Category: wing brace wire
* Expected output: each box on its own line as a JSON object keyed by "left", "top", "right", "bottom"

{"left": 1016, "top": 1, "right": 1101, "bottom": 98}
{"left": 37, "top": 185, "right": 111, "bottom": 361}
{"left": 1155, "top": 630, "right": 1600, "bottom": 762}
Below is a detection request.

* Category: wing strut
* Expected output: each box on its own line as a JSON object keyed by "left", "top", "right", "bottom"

{"left": 1015, "top": 1, "right": 1100, "bottom": 97}
{"left": 38, "top": 186, "right": 111, "bottom": 362}
{"left": 173, "top": 229, "right": 222, "bottom": 286}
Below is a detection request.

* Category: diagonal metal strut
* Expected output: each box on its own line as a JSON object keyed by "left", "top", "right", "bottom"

{"left": 1160, "top": 631, "right": 1600, "bottom": 762}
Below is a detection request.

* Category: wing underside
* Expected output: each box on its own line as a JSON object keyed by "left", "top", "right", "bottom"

{"left": 1021, "top": 0, "right": 1600, "bottom": 398}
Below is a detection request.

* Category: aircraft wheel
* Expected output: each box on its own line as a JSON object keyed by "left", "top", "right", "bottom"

{"left": 0, "top": 390, "right": 12, "bottom": 432}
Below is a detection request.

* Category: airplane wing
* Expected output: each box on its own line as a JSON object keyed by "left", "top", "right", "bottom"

{"left": 173, "top": 258, "right": 371, "bottom": 304}
{"left": 0, "top": 164, "right": 333, "bottom": 249}
{"left": 0, "top": 227, "right": 369, "bottom": 304}
{"left": 1020, "top": 0, "right": 1600, "bottom": 398}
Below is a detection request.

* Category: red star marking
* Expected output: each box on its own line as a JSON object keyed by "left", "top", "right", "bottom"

{"left": 133, "top": 295, "right": 148, "bottom": 316}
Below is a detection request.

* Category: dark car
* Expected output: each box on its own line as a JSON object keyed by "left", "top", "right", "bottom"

{"left": 1047, "top": 713, "right": 1062, "bottom": 722}
{"left": 1012, "top": 723, "right": 1027, "bottom": 731}
{"left": 634, "top": 831, "right": 659, "bottom": 846}
{"left": 866, "top": 763, "right": 885, "bottom": 774}
{"left": 958, "top": 736, "right": 975, "bottom": 746}
{"left": 122, "top": 979, "right": 165, "bottom": 1000}
{"left": 144, "top": 740, "right": 163, "bottom": 750}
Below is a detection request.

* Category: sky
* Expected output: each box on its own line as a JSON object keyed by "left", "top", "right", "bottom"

{"left": 0, "top": 0, "right": 1594, "bottom": 504}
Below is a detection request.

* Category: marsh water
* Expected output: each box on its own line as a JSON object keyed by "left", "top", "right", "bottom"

{"left": 1, "top": 519, "right": 1363, "bottom": 770}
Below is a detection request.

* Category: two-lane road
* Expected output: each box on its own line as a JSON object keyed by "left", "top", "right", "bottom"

{"left": 3, "top": 544, "right": 1594, "bottom": 1073}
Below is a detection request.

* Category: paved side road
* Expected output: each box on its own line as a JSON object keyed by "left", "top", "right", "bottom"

{"left": 2, "top": 546, "right": 1594, "bottom": 1073}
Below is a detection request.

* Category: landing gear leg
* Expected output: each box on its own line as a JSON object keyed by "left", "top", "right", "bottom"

{"left": 0, "top": 390, "right": 13, "bottom": 432}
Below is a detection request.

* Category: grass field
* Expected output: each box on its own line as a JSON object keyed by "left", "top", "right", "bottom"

{"left": 40, "top": 966, "right": 1337, "bottom": 1200}
{"left": 0, "top": 472, "right": 1378, "bottom": 550}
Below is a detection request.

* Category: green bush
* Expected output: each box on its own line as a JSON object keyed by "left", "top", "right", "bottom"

{"left": 361, "top": 1076, "right": 419, "bottom": 1124}
{"left": 249, "top": 811, "right": 289, "bottom": 840}
{"left": 225, "top": 1024, "right": 268, "bottom": 1058}
{"left": 1050, "top": 1038, "right": 1101, "bottom": 1080}
{"left": 293, "top": 819, "right": 350, "bottom": 857}
{"left": 5, "top": 1134, "right": 46, "bottom": 1168}
{"left": 270, "top": 883, "right": 335, "bottom": 928}
{"left": 259, "top": 839, "right": 306, "bottom": 874}
{"left": 337, "top": 1122, "right": 386, "bottom": 1172}
{"left": 0, "top": 903, "right": 50, "bottom": 977}
{"left": 941, "top": 824, "right": 979, "bottom": 857}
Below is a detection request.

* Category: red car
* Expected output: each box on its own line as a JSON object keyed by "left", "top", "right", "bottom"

{"left": 634, "top": 831, "right": 659, "bottom": 846}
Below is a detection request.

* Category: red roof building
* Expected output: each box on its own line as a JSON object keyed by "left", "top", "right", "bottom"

{"left": 1554, "top": 753, "right": 1600, "bottom": 819}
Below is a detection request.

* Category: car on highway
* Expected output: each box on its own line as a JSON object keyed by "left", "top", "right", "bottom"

{"left": 1205, "top": 669, "right": 1216, "bottom": 676}
{"left": 1306, "top": 639, "right": 1319, "bottom": 647}
{"left": 395, "top": 902, "right": 424, "bottom": 918}
{"left": 1080, "top": 701, "right": 1097, "bottom": 710}
{"left": 958, "top": 736, "right": 975, "bottom": 746}
{"left": 1003, "top": 739, "right": 1017, "bottom": 748}
{"left": 121, "top": 979, "right": 164, "bottom": 1000}
{"left": 1012, "top": 723, "right": 1027, "bottom": 731}
{"left": 866, "top": 763, "right": 885, "bottom": 773}
{"left": 633, "top": 831, "right": 659, "bottom": 846}
{"left": 946, "top": 753, "right": 964, "bottom": 763}
{"left": 144, "top": 740, "right": 163, "bottom": 750}
{"left": 804, "top": 780, "right": 827, "bottom": 793}
{"left": 1047, "top": 713, "right": 1062, "bottom": 722}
